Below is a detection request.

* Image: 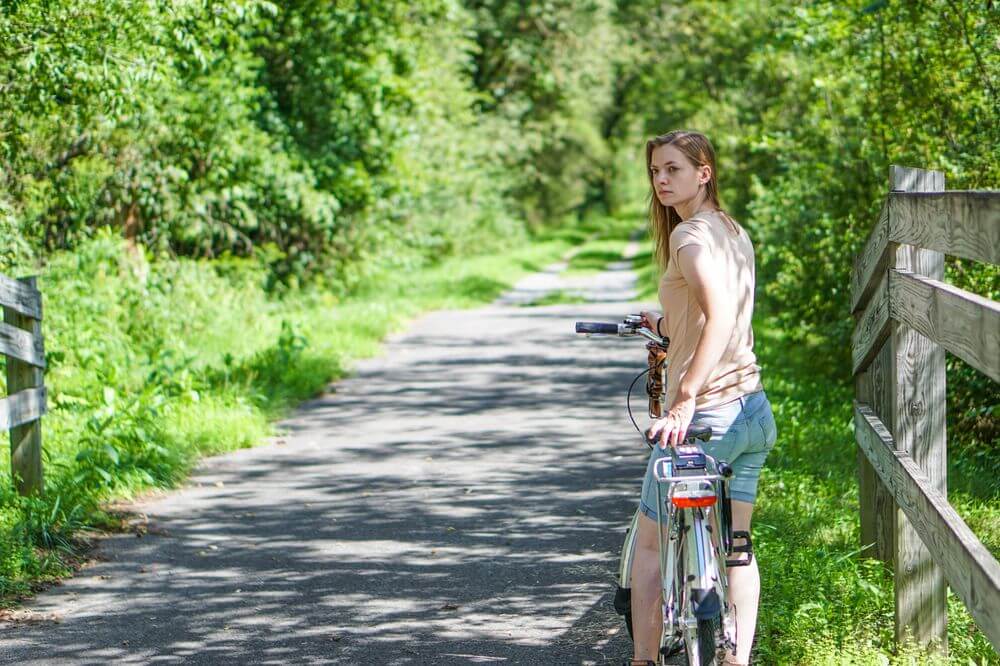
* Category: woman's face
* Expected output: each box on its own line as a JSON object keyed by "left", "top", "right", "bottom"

{"left": 649, "top": 143, "right": 708, "bottom": 209}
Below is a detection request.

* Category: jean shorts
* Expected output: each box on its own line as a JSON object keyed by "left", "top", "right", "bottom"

{"left": 639, "top": 390, "right": 777, "bottom": 521}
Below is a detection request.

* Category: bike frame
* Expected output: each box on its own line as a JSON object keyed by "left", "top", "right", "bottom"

{"left": 576, "top": 314, "right": 741, "bottom": 664}
{"left": 652, "top": 451, "right": 734, "bottom": 663}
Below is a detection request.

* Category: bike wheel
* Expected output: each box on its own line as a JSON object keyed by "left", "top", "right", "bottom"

{"left": 689, "top": 615, "right": 720, "bottom": 666}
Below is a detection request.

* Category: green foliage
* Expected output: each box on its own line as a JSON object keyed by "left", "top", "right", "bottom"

{"left": 615, "top": 0, "right": 997, "bottom": 457}
{"left": 465, "top": 0, "right": 620, "bottom": 223}
{"left": 0, "top": 0, "right": 532, "bottom": 288}
{"left": 0, "top": 0, "right": 997, "bottom": 658}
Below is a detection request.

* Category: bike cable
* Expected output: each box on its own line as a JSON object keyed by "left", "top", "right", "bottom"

{"left": 626, "top": 367, "right": 654, "bottom": 450}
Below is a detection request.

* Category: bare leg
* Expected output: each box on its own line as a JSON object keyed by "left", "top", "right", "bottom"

{"left": 724, "top": 500, "right": 759, "bottom": 665}
{"left": 630, "top": 511, "right": 665, "bottom": 661}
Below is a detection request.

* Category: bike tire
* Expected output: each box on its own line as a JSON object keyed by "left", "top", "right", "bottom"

{"left": 691, "top": 615, "right": 720, "bottom": 666}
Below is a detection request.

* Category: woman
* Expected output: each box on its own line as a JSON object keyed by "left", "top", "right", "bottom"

{"left": 628, "top": 130, "right": 777, "bottom": 666}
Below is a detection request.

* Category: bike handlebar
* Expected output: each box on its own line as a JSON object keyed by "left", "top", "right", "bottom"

{"left": 575, "top": 321, "right": 621, "bottom": 335}
{"left": 575, "top": 315, "right": 667, "bottom": 345}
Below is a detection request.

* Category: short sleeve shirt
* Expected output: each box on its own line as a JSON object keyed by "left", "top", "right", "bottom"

{"left": 658, "top": 211, "right": 763, "bottom": 410}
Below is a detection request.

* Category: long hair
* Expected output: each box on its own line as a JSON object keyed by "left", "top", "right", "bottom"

{"left": 646, "top": 130, "right": 735, "bottom": 270}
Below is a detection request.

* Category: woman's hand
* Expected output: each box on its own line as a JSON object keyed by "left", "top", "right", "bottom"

{"left": 646, "top": 394, "right": 696, "bottom": 449}
{"left": 640, "top": 310, "right": 662, "bottom": 335}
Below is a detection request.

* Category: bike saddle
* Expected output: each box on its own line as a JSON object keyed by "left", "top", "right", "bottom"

{"left": 645, "top": 425, "right": 713, "bottom": 448}
{"left": 685, "top": 425, "right": 712, "bottom": 442}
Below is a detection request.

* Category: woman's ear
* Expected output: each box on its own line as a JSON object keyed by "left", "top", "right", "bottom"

{"left": 699, "top": 165, "right": 712, "bottom": 185}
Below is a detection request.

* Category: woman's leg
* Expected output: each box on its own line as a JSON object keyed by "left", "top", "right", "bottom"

{"left": 724, "top": 500, "right": 759, "bottom": 665}
{"left": 630, "top": 511, "right": 665, "bottom": 661}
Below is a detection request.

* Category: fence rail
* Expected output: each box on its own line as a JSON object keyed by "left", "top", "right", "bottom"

{"left": 0, "top": 273, "right": 46, "bottom": 495}
{"left": 851, "top": 165, "right": 1000, "bottom": 653}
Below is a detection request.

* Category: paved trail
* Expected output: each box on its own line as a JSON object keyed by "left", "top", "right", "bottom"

{"left": 1, "top": 243, "right": 669, "bottom": 664}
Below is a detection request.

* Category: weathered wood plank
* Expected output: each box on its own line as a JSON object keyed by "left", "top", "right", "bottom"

{"left": 890, "top": 269, "right": 1000, "bottom": 383}
{"left": 0, "top": 386, "right": 47, "bottom": 431}
{"left": 855, "top": 172, "right": 920, "bottom": 564}
{"left": 0, "top": 273, "right": 42, "bottom": 321}
{"left": 4, "top": 276, "right": 44, "bottom": 495}
{"left": 855, "top": 403, "right": 1000, "bottom": 652}
{"left": 860, "top": 339, "right": 897, "bottom": 564}
{"left": 852, "top": 272, "right": 890, "bottom": 375}
{"left": 852, "top": 200, "right": 891, "bottom": 314}
{"left": 888, "top": 191, "right": 1000, "bottom": 265}
{"left": 0, "top": 320, "right": 45, "bottom": 369}
{"left": 856, "top": 368, "right": 874, "bottom": 552}
{"left": 888, "top": 167, "right": 948, "bottom": 651}
{"left": 891, "top": 165, "right": 945, "bottom": 193}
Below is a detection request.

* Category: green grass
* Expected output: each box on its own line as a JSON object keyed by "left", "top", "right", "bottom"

{"left": 518, "top": 289, "right": 590, "bottom": 307}
{"left": 0, "top": 223, "right": 582, "bottom": 602}
{"left": 631, "top": 244, "right": 999, "bottom": 664}
{"left": 562, "top": 239, "right": 631, "bottom": 276}
{"left": 750, "top": 322, "right": 999, "bottom": 664}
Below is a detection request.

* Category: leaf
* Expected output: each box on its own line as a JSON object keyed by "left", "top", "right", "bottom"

{"left": 794, "top": 601, "right": 823, "bottom": 618}
{"left": 102, "top": 443, "right": 120, "bottom": 465}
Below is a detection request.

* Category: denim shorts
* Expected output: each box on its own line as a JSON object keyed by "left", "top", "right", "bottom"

{"left": 639, "top": 390, "right": 777, "bottom": 521}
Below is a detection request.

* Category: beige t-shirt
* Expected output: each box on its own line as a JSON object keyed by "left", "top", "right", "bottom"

{"left": 658, "top": 211, "right": 763, "bottom": 410}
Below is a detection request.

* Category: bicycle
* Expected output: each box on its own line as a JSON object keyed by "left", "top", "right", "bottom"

{"left": 575, "top": 315, "right": 752, "bottom": 665}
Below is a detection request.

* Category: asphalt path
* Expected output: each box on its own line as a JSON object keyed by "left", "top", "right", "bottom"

{"left": 0, "top": 247, "right": 673, "bottom": 664}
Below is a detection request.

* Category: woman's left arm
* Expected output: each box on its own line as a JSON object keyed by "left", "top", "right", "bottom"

{"left": 648, "top": 243, "right": 736, "bottom": 448}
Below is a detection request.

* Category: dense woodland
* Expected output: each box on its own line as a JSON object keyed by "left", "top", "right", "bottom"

{"left": 0, "top": 1, "right": 997, "bottom": 660}
{"left": 3, "top": 1, "right": 996, "bottom": 430}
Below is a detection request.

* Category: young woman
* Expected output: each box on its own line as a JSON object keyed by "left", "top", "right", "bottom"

{"left": 628, "top": 130, "right": 777, "bottom": 666}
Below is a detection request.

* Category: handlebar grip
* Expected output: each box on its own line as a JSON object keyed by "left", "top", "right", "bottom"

{"left": 575, "top": 321, "right": 620, "bottom": 335}
{"left": 718, "top": 461, "right": 734, "bottom": 478}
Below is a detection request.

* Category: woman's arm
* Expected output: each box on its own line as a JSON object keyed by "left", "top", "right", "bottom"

{"left": 648, "top": 243, "right": 735, "bottom": 447}
{"left": 640, "top": 310, "right": 665, "bottom": 337}
{"left": 675, "top": 243, "right": 735, "bottom": 401}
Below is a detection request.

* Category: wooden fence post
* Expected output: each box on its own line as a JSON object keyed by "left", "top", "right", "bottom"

{"left": 853, "top": 170, "right": 1000, "bottom": 653}
{"left": 886, "top": 166, "right": 948, "bottom": 650}
{"left": 3, "top": 276, "right": 44, "bottom": 495}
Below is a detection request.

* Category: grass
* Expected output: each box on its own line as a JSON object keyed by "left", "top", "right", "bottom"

{"left": 518, "top": 289, "right": 590, "bottom": 307}
{"left": 562, "top": 239, "right": 632, "bottom": 277}
{"left": 750, "top": 322, "right": 999, "bottom": 664}
{"left": 517, "top": 213, "right": 644, "bottom": 306}
{"left": 631, "top": 239, "right": 999, "bottom": 664}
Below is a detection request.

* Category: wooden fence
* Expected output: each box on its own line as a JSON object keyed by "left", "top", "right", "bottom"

{"left": 851, "top": 165, "right": 1000, "bottom": 653}
{"left": 0, "top": 273, "right": 46, "bottom": 495}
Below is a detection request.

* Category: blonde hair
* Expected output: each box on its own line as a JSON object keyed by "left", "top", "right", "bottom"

{"left": 646, "top": 130, "right": 736, "bottom": 270}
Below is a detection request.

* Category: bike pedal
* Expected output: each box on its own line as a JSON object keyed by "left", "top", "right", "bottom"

{"left": 726, "top": 530, "right": 754, "bottom": 567}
